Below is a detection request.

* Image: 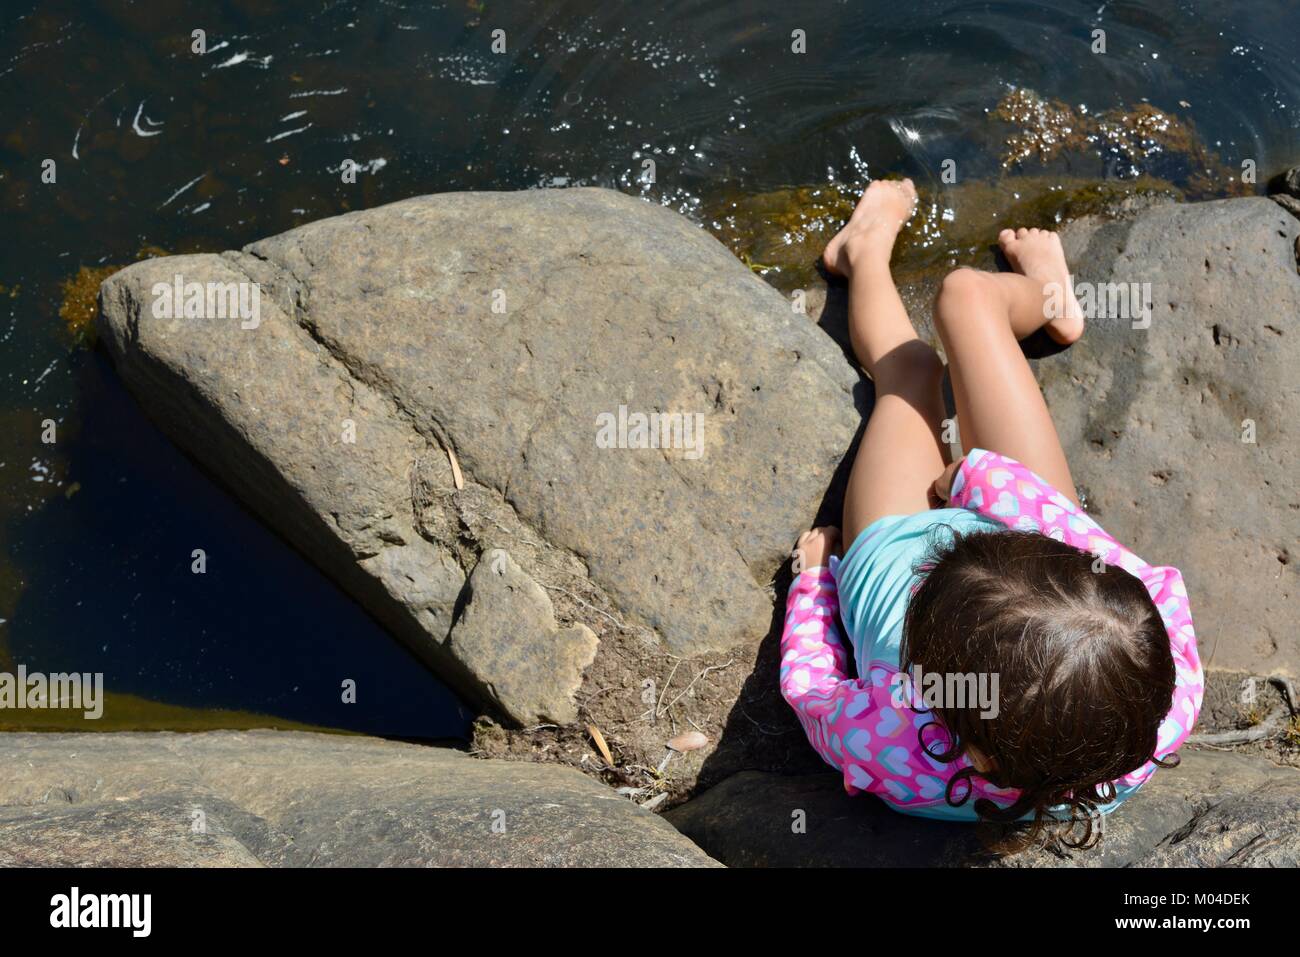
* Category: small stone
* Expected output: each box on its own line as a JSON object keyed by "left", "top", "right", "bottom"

{"left": 1271, "top": 192, "right": 1300, "bottom": 219}
{"left": 1271, "top": 164, "right": 1300, "bottom": 198}
{"left": 448, "top": 549, "right": 598, "bottom": 726}
{"left": 667, "top": 731, "right": 708, "bottom": 752}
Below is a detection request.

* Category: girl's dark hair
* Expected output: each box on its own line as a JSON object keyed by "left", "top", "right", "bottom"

{"left": 900, "top": 528, "right": 1177, "bottom": 851}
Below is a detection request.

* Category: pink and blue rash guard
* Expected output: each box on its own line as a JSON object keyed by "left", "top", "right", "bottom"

{"left": 779, "top": 448, "right": 1203, "bottom": 821}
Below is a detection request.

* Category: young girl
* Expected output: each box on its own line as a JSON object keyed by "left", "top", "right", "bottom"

{"left": 780, "top": 179, "right": 1203, "bottom": 845}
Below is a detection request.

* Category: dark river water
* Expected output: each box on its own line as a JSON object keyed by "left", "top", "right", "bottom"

{"left": 2, "top": 0, "right": 1297, "bottom": 739}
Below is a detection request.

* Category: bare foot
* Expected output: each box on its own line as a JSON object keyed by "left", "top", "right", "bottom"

{"left": 997, "top": 227, "right": 1085, "bottom": 345}
{"left": 823, "top": 179, "right": 917, "bottom": 278}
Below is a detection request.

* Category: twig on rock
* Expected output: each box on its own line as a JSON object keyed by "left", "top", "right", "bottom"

{"left": 1269, "top": 675, "right": 1298, "bottom": 715}
{"left": 478, "top": 513, "right": 542, "bottom": 549}
{"left": 640, "top": 792, "right": 669, "bottom": 811}
{"left": 1187, "top": 707, "right": 1286, "bottom": 747}
{"left": 739, "top": 704, "right": 793, "bottom": 736}
{"left": 646, "top": 659, "right": 683, "bottom": 722}
{"left": 537, "top": 581, "right": 626, "bottom": 631}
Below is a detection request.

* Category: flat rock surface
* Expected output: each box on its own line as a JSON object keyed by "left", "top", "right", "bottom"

{"left": 0, "top": 731, "right": 718, "bottom": 867}
{"left": 665, "top": 748, "right": 1300, "bottom": 867}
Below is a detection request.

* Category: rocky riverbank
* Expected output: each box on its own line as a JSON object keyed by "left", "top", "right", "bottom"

{"left": 6, "top": 177, "right": 1295, "bottom": 867}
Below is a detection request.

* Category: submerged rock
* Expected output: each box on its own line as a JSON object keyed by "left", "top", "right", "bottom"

{"left": 97, "top": 188, "right": 861, "bottom": 735}
{"left": 990, "top": 89, "right": 1247, "bottom": 197}
{"left": 0, "top": 731, "right": 719, "bottom": 867}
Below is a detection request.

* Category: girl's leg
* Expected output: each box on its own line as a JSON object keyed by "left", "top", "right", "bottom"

{"left": 824, "top": 180, "right": 949, "bottom": 545}
{"left": 933, "top": 228, "right": 1084, "bottom": 504}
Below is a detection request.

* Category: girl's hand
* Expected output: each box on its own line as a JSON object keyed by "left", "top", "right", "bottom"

{"left": 793, "top": 526, "right": 840, "bottom": 574}
{"left": 930, "top": 461, "right": 961, "bottom": 506}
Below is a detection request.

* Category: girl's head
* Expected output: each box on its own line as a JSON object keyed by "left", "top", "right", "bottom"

{"left": 900, "top": 529, "right": 1176, "bottom": 848}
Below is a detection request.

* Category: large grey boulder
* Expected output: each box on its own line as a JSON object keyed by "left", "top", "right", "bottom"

{"left": 1045, "top": 198, "right": 1300, "bottom": 674}
{"left": 0, "top": 731, "right": 718, "bottom": 867}
{"left": 97, "top": 188, "right": 860, "bottom": 731}
{"left": 665, "top": 749, "right": 1300, "bottom": 867}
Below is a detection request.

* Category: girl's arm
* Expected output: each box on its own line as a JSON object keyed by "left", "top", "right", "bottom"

{"left": 780, "top": 564, "right": 972, "bottom": 804}
{"left": 779, "top": 565, "right": 858, "bottom": 776}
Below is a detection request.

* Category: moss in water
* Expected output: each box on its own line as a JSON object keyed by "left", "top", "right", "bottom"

{"left": 0, "top": 689, "right": 339, "bottom": 733}
{"left": 58, "top": 264, "right": 120, "bottom": 340}
{"left": 57, "top": 245, "right": 169, "bottom": 343}
{"left": 704, "top": 174, "right": 1181, "bottom": 292}
{"left": 703, "top": 91, "right": 1247, "bottom": 293}
{"left": 991, "top": 88, "right": 1251, "bottom": 200}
